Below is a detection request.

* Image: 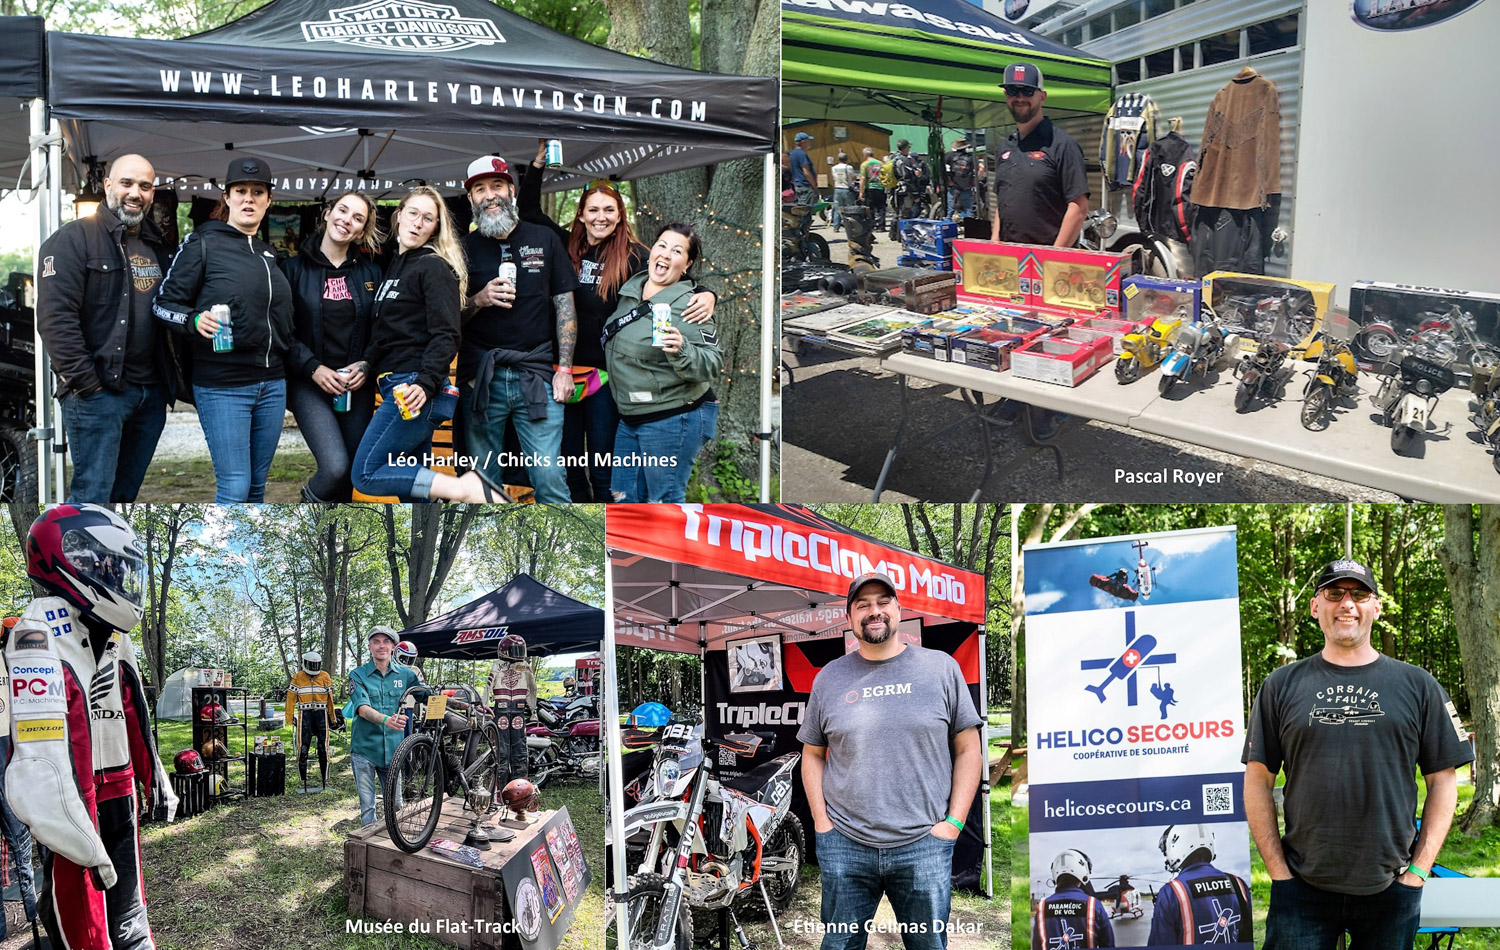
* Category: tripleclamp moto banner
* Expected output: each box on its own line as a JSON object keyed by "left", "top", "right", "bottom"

{"left": 1023, "top": 527, "right": 1251, "bottom": 949}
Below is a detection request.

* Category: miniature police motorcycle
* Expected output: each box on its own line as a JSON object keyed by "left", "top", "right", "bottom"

{"left": 1300, "top": 337, "right": 1360, "bottom": 430}
{"left": 1115, "top": 309, "right": 1185, "bottom": 383}
{"left": 617, "top": 713, "right": 804, "bottom": 950}
{"left": 1158, "top": 310, "right": 1240, "bottom": 396}
{"left": 1374, "top": 350, "right": 1456, "bottom": 454}
{"left": 1233, "top": 339, "right": 1292, "bottom": 412}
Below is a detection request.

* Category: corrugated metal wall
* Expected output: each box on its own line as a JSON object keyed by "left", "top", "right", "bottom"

{"left": 1021, "top": 0, "right": 1306, "bottom": 277}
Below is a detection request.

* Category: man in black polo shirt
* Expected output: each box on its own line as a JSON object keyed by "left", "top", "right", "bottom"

{"left": 457, "top": 155, "right": 579, "bottom": 503}
{"left": 989, "top": 63, "right": 1091, "bottom": 247}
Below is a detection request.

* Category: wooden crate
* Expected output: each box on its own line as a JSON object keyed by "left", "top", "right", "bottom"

{"left": 345, "top": 801, "right": 558, "bottom": 950}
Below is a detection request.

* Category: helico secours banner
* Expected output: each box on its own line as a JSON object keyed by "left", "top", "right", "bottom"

{"left": 1023, "top": 526, "right": 1252, "bottom": 949}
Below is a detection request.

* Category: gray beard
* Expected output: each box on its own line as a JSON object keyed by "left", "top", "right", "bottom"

{"left": 474, "top": 198, "right": 518, "bottom": 239}
{"left": 108, "top": 195, "right": 145, "bottom": 229}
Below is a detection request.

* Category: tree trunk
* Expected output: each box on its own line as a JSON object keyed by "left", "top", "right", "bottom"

{"left": 1436, "top": 506, "right": 1500, "bottom": 832}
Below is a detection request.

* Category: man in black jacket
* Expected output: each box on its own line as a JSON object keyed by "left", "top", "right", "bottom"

{"left": 36, "top": 154, "right": 174, "bottom": 503}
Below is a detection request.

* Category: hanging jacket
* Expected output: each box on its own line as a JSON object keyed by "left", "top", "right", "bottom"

{"left": 153, "top": 219, "right": 294, "bottom": 387}
{"left": 1133, "top": 132, "right": 1198, "bottom": 244}
{"left": 1101, "top": 93, "right": 1161, "bottom": 191}
{"left": 1192, "top": 69, "right": 1283, "bottom": 210}
{"left": 279, "top": 233, "right": 382, "bottom": 379}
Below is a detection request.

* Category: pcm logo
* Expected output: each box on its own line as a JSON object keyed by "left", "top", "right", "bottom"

{"left": 716, "top": 701, "right": 805, "bottom": 727}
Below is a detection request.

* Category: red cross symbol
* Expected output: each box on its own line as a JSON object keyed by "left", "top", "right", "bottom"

{"left": 1123, "top": 649, "right": 1141, "bottom": 667}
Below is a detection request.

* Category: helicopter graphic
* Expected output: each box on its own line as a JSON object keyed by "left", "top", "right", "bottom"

{"left": 1088, "top": 540, "right": 1163, "bottom": 603}
{"left": 1082, "top": 611, "right": 1177, "bottom": 705}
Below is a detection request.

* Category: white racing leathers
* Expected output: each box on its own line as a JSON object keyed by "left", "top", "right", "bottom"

{"left": 5, "top": 597, "right": 177, "bottom": 950}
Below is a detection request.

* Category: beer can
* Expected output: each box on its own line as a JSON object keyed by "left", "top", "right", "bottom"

{"left": 254, "top": 736, "right": 265, "bottom": 754}
{"left": 333, "top": 368, "right": 352, "bottom": 412}
{"left": 544, "top": 139, "right": 564, "bottom": 168}
{"left": 499, "top": 261, "right": 517, "bottom": 285}
{"left": 394, "top": 384, "right": 421, "bottom": 420}
{"left": 211, "top": 304, "right": 233, "bottom": 353}
{"left": 651, "top": 302, "right": 673, "bottom": 347}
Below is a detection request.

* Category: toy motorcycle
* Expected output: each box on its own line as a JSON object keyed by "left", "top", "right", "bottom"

{"left": 1052, "top": 267, "right": 1107, "bottom": 305}
{"left": 1300, "top": 338, "right": 1360, "bottom": 430}
{"left": 1115, "top": 310, "right": 1184, "bottom": 383}
{"left": 1373, "top": 351, "right": 1456, "bottom": 454}
{"left": 1158, "top": 311, "right": 1240, "bottom": 396}
{"left": 1232, "top": 339, "right": 1291, "bottom": 412}
{"left": 1359, "top": 305, "right": 1500, "bottom": 374}
{"left": 1473, "top": 371, "right": 1500, "bottom": 474}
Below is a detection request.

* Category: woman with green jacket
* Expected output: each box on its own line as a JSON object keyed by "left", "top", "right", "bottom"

{"left": 601, "top": 222, "right": 722, "bottom": 502}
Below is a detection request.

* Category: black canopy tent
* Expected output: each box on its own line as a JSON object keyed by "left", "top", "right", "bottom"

{"left": 27, "top": 0, "right": 779, "bottom": 501}
{"left": 398, "top": 572, "right": 603, "bottom": 661}
{"left": 0, "top": 16, "right": 45, "bottom": 195}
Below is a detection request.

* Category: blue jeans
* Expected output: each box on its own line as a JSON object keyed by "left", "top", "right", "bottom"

{"left": 351, "top": 751, "right": 390, "bottom": 827}
{"left": 351, "top": 373, "right": 438, "bottom": 501}
{"left": 947, "top": 187, "right": 973, "bottom": 218}
{"left": 562, "top": 383, "right": 619, "bottom": 503}
{"left": 610, "top": 400, "right": 718, "bottom": 503}
{"left": 816, "top": 828, "right": 956, "bottom": 950}
{"left": 61, "top": 384, "right": 167, "bottom": 503}
{"left": 1265, "top": 874, "right": 1423, "bottom": 950}
{"left": 288, "top": 376, "right": 375, "bottom": 501}
{"left": 832, "top": 187, "right": 856, "bottom": 228}
{"left": 194, "top": 379, "right": 286, "bottom": 503}
{"left": 459, "top": 367, "right": 568, "bottom": 503}
{"left": 0, "top": 736, "right": 38, "bottom": 935}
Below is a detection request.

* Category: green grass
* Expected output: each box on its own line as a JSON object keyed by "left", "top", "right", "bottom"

{"left": 145, "top": 719, "right": 603, "bottom": 950}
{"left": 1003, "top": 773, "right": 1500, "bottom": 950}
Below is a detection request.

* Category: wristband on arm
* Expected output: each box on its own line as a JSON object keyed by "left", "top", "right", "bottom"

{"left": 945, "top": 816, "right": 964, "bottom": 832}
{"left": 1406, "top": 864, "right": 1430, "bottom": 881}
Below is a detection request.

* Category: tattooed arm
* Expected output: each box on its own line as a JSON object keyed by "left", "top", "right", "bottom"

{"left": 552, "top": 290, "right": 577, "bottom": 402}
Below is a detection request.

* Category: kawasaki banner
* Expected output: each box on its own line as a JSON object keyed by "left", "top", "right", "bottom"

{"left": 1023, "top": 527, "right": 1251, "bottom": 949}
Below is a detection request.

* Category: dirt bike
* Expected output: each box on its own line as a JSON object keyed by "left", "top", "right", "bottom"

{"left": 526, "top": 702, "right": 600, "bottom": 788}
{"left": 616, "top": 713, "right": 804, "bottom": 950}
{"left": 384, "top": 683, "right": 504, "bottom": 853}
{"left": 1373, "top": 349, "right": 1456, "bottom": 455}
{"left": 1300, "top": 337, "right": 1360, "bottom": 430}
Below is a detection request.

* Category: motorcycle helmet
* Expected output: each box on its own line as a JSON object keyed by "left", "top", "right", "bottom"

{"left": 198, "top": 701, "right": 231, "bottom": 724}
{"left": 562, "top": 676, "right": 576, "bottom": 691}
{"left": 1159, "top": 823, "right": 1215, "bottom": 873}
{"left": 498, "top": 634, "right": 527, "bottom": 661}
{"left": 201, "top": 738, "right": 228, "bottom": 760}
{"left": 301, "top": 651, "right": 321, "bottom": 675}
{"left": 396, "top": 640, "right": 419, "bottom": 666}
{"left": 174, "top": 749, "right": 207, "bottom": 774}
{"left": 628, "top": 702, "right": 672, "bottom": 727}
{"left": 27, "top": 504, "right": 146, "bottom": 632}
{"left": 1049, "top": 849, "right": 1092, "bottom": 888}
{"left": 501, "top": 778, "right": 540, "bottom": 814}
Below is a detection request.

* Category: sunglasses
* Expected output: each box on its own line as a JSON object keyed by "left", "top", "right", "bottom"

{"left": 1319, "top": 587, "right": 1375, "bottom": 603}
{"left": 1005, "top": 85, "right": 1038, "bottom": 98}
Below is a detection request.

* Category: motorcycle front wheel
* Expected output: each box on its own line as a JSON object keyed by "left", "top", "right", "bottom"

{"left": 758, "top": 813, "right": 806, "bottom": 913}
{"left": 1115, "top": 357, "right": 1140, "bottom": 384}
{"left": 1358, "top": 326, "right": 1399, "bottom": 362}
{"left": 1233, "top": 381, "right": 1254, "bottom": 413}
{"left": 619, "top": 873, "right": 694, "bottom": 950}
{"left": 1461, "top": 345, "right": 1500, "bottom": 376}
{"left": 385, "top": 732, "right": 445, "bottom": 853}
{"left": 1158, "top": 372, "right": 1178, "bottom": 396}
{"left": 801, "top": 233, "right": 830, "bottom": 262}
{"left": 1301, "top": 385, "right": 1330, "bottom": 430}
{"left": 1391, "top": 425, "right": 1417, "bottom": 455}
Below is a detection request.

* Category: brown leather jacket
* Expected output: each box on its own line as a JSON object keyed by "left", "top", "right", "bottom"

{"left": 1192, "top": 69, "right": 1283, "bottom": 211}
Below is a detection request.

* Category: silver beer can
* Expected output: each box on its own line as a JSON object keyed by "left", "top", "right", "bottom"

{"left": 544, "top": 139, "right": 564, "bottom": 168}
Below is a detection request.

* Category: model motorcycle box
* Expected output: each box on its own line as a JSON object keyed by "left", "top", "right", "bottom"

{"left": 1123, "top": 275, "right": 1202, "bottom": 326}
{"left": 952, "top": 239, "right": 1032, "bottom": 306}
{"left": 1348, "top": 280, "right": 1500, "bottom": 355}
{"left": 1009, "top": 330, "right": 1115, "bottom": 386}
{"left": 858, "top": 266, "right": 958, "bottom": 314}
{"left": 949, "top": 312, "right": 1054, "bottom": 371}
{"left": 1035, "top": 246, "right": 1131, "bottom": 314}
{"left": 1201, "top": 272, "right": 1334, "bottom": 352}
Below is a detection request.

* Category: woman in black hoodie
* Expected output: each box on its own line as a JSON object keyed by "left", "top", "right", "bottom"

{"left": 351, "top": 186, "right": 505, "bottom": 502}
{"left": 153, "top": 156, "right": 293, "bottom": 504}
{"left": 280, "top": 191, "right": 384, "bottom": 502}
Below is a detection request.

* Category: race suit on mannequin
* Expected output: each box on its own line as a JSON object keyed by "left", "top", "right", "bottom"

{"left": 287, "top": 658, "right": 336, "bottom": 786}
{"left": 6, "top": 597, "right": 178, "bottom": 950}
{"left": 485, "top": 642, "right": 537, "bottom": 785}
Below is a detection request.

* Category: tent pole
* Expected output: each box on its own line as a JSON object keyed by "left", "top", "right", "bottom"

{"left": 30, "top": 98, "right": 63, "bottom": 502}
{"left": 978, "top": 629, "right": 993, "bottom": 900}
{"left": 603, "top": 548, "right": 631, "bottom": 944}
{"left": 759, "top": 151, "right": 775, "bottom": 502}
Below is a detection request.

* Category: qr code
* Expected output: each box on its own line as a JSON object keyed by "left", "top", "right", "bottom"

{"left": 1202, "top": 783, "right": 1234, "bottom": 816}
{"left": 719, "top": 747, "right": 738, "bottom": 766}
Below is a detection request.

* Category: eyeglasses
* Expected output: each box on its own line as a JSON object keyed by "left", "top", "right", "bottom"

{"left": 1005, "top": 85, "right": 1038, "bottom": 98}
{"left": 1319, "top": 587, "right": 1375, "bottom": 603}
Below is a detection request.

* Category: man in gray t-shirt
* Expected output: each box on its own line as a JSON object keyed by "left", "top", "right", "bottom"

{"left": 798, "top": 572, "right": 984, "bottom": 950}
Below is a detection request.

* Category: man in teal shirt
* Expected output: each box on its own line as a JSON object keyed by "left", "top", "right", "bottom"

{"left": 349, "top": 625, "right": 414, "bottom": 825}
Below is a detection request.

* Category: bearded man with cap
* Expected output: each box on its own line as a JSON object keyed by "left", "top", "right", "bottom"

{"left": 989, "top": 63, "right": 1090, "bottom": 248}
{"left": 797, "top": 572, "right": 984, "bottom": 950}
{"left": 456, "top": 155, "right": 580, "bottom": 503}
{"left": 1244, "top": 558, "right": 1473, "bottom": 950}
{"left": 348, "top": 625, "right": 415, "bottom": 826}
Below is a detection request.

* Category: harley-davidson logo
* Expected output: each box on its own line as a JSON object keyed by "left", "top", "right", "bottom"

{"left": 301, "top": 1, "right": 504, "bottom": 52}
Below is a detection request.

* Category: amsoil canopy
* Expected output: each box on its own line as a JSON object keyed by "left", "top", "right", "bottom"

{"left": 781, "top": 0, "right": 1110, "bottom": 127}
{"left": 43, "top": 0, "right": 778, "bottom": 198}
{"left": 398, "top": 573, "right": 603, "bottom": 661}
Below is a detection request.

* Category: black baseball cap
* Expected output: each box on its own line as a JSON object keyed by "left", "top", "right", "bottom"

{"left": 846, "top": 572, "right": 898, "bottom": 612}
{"left": 1001, "top": 63, "right": 1045, "bottom": 91}
{"left": 1315, "top": 559, "right": 1379, "bottom": 596}
{"left": 896, "top": 138, "right": 911, "bottom": 150}
{"left": 224, "top": 157, "right": 272, "bottom": 187}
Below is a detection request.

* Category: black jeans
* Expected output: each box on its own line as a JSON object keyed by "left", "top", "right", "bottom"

{"left": 288, "top": 377, "right": 375, "bottom": 501}
{"left": 1264, "top": 873, "right": 1423, "bottom": 950}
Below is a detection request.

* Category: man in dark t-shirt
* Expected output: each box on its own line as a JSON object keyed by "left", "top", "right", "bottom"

{"left": 457, "top": 154, "right": 579, "bottom": 503}
{"left": 1243, "top": 558, "right": 1473, "bottom": 950}
{"left": 989, "top": 63, "right": 1091, "bottom": 247}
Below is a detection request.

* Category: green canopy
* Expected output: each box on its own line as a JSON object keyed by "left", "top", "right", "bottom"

{"left": 782, "top": 0, "right": 1111, "bottom": 129}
